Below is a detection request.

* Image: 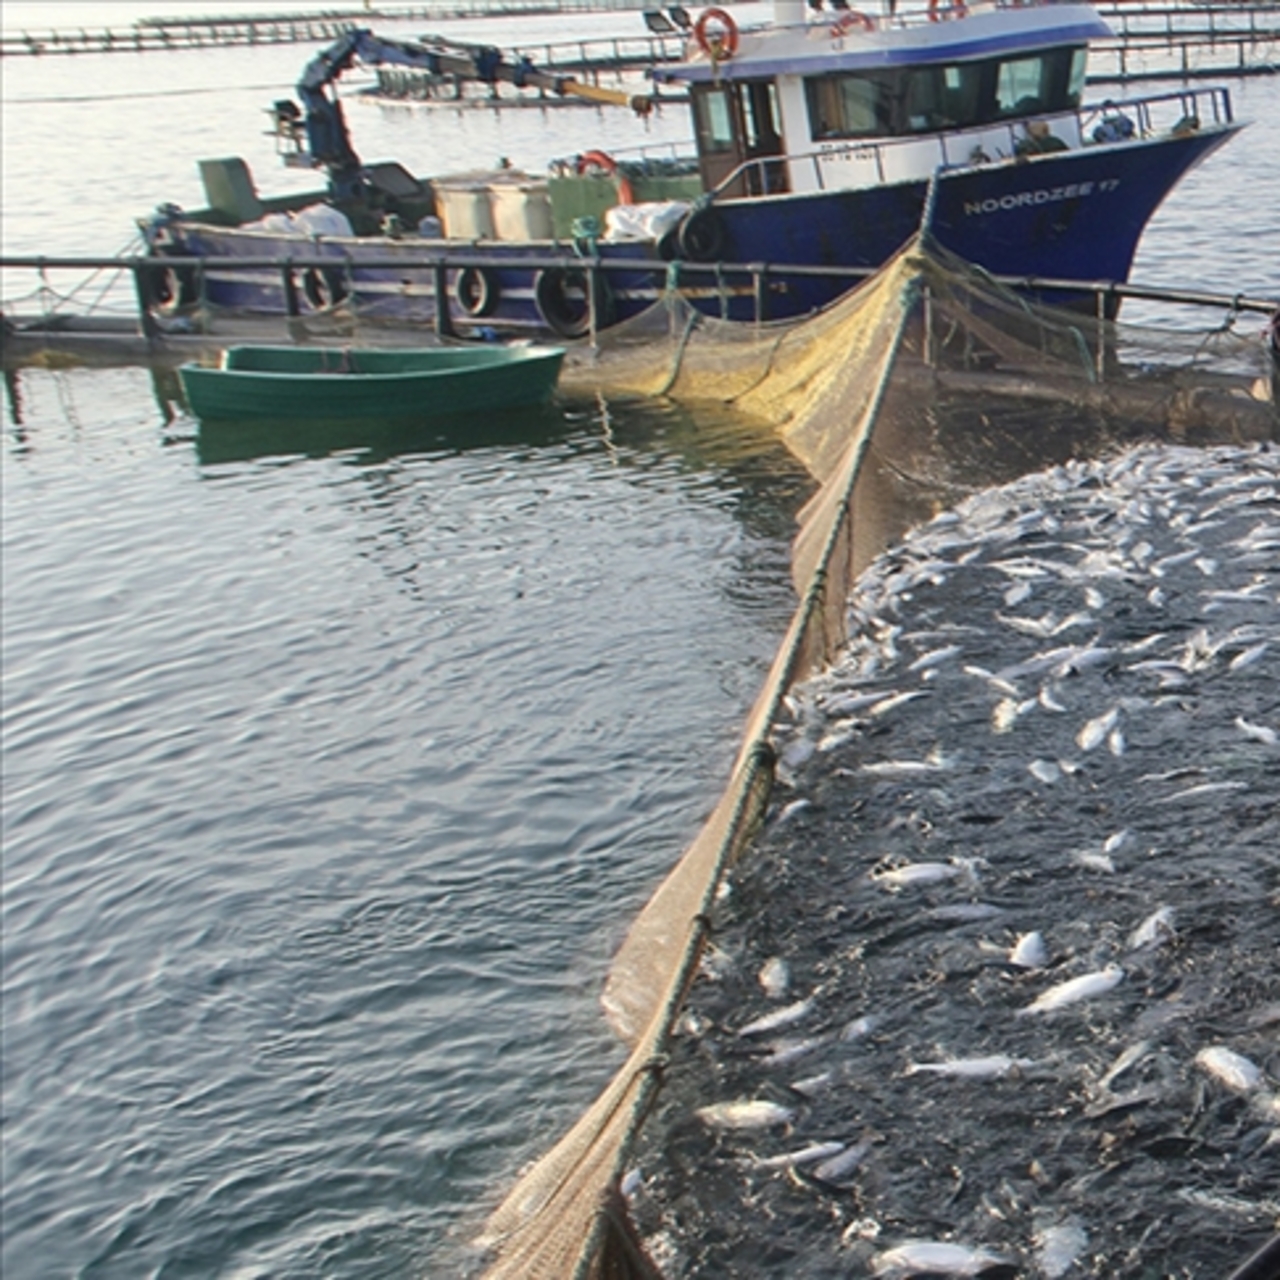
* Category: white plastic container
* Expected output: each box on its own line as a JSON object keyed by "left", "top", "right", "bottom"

{"left": 436, "top": 181, "right": 495, "bottom": 240}
{"left": 489, "top": 180, "right": 554, "bottom": 242}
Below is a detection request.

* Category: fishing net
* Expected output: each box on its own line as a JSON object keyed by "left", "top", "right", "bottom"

{"left": 479, "top": 234, "right": 1276, "bottom": 1279}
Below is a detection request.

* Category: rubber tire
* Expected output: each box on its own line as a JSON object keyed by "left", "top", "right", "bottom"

{"left": 143, "top": 262, "right": 197, "bottom": 317}
{"left": 303, "top": 266, "right": 349, "bottom": 310}
{"left": 677, "top": 207, "right": 727, "bottom": 263}
{"left": 455, "top": 266, "right": 498, "bottom": 318}
{"left": 533, "top": 267, "right": 613, "bottom": 339}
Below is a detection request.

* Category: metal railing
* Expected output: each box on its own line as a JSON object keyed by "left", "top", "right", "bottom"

{"left": 707, "top": 82, "right": 1233, "bottom": 202}
{"left": 4, "top": 249, "right": 1276, "bottom": 349}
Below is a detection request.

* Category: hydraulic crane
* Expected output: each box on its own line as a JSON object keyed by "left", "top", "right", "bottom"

{"left": 293, "top": 28, "right": 654, "bottom": 200}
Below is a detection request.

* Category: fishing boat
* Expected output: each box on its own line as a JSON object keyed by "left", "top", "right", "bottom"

{"left": 140, "top": 0, "right": 1243, "bottom": 335}
{"left": 178, "top": 343, "right": 566, "bottom": 421}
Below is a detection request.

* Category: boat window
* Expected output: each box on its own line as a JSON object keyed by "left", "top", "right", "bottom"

{"left": 803, "top": 46, "right": 1087, "bottom": 141}
{"left": 1067, "top": 47, "right": 1087, "bottom": 107}
{"left": 806, "top": 72, "right": 893, "bottom": 139}
{"left": 693, "top": 86, "right": 738, "bottom": 154}
{"left": 903, "top": 61, "right": 985, "bottom": 132}
{"left": 995, "top": 55, "right": 1047, "bottom": 117}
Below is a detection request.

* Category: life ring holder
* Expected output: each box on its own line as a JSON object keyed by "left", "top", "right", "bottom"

{"left": 454, "top": 265, "right": 499, "bottom": 318}
{"left": 693, "top": 7, "right": 739, "bottom": 59}
{"left": 576, "top": 149, "right": 635, "bottom": 205}
{"left": 928, "top": 0, "right": 968, "bottom": 21}
{"left": 830, "top": 10, "right": 874, "bottom": 38}
{"left": 533, "top": 266, "right": 614, "bottom": 339}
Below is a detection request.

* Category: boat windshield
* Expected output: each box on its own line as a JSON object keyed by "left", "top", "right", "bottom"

{"left": 806, "top": 44, "right": 1087, "bottom": 139}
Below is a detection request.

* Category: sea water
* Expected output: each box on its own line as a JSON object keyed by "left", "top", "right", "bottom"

{"left": 2, "top": 8, "right": 1278, "bottom": 1276}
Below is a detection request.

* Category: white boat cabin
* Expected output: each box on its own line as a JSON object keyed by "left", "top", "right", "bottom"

{"left": 654, "top": 0, "right": 1114, "bottom": 196}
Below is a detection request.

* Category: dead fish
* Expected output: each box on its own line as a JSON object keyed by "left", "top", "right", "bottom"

{"left": 1229, "top": 641, "right": 1269, "bottom": 670}
{"left": 909, "top": 644, "right": 962, "bottom": 672}
{"left": 758, "top": 956, "right": 790, "bottom": 1000}
{"left": 1195, "top": 1045, "right": 1264, "bottom": 1094}
{"left": 965, "top": 664, "right": 1021, "bottom": 697}
{"left": 1103, "top": 829, "right": 1131, "bottom": 856}
{"left": 738, "top": 998, "right": 814, "bottom": 1038}
{"left": 696, "top": 1099, "right": 794, "bottom": 1132}
{"left": 1019, "top": 965, "right": 1124, "bottom": 1016}
{"left": 821, "top": 689, "right": 899, "bottom": 717}
{"left": 1236, "top": 716, "right": 1278, "bottom": 746}
{"left": 992, "top": 696, "right": 1036, "bottom": 733}
{"left": 1107, "top": 725, "right": 1126, "bottom": 757}
{"left": 871, "top": 860, "right": 974, "bottom": 890}
{"left": 1076, "top": 706, "right": 1120, "bottom": 752}
{"left": 751, "top": 1139, "right": 847, "bottom": 1172}
{"left": 788, "top": 1071, "right": 833, "bottom": 1099}
{"left": 872, "top": 1241, "right": 1010, "bottom": 1277}
{"left": 1161, "top": 779, "right": 1248, "bottom": 803}
{"left": 807, "top": 1135, "right": 877, "bottom": 1188}
{"left": 868, "top": 690, "right": 929, "bottom": 719}
{"left": 758, "top": 1036, "right": 826, "bottom": 1068}
{"left": 1010, "top": 931, "right": 1048, "bottom": 969}
{"left": 840, "top": 1014, "right": 878, "bottom": 1042}
{"left": 1097, "top": 1040, "right": 1153, "bottom": 1093}
{"left": 1074, "top": 849, "right": 1116, "bottom": 874}
{"left": 1028, "top": 759, "right": 1061, "bottom": 785}
{"left": 905, "top": 1055, "right": 1037, "bottom": 1079}
{"left": 1034, "top": 1219, "right": 1089, "bottom": 1279}
{"left": 1129, "top": 906, "right": 1176, "bottom": 950}
{"left": 1038, "top": 686, "right": 1068, "bottom": 713}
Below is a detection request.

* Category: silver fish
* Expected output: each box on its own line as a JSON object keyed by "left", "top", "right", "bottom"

{"left": 696, "top": 1099, "right": 794, "bottom": 1131}
{"left": 1020, "top": 965, "right": 1124, "bottom": 1016}
{"left": 1076, "top": 706, "right": 1120, "bottom": 752}
{"left": 758, "top": 956, "right": 790, "bottom": 999}
{"left": 1229, "top": 641, "right": 1269, "bottom": 671}
{"left": 808, "top": 1135, "right": 877, "bottom": 1187}
{"left": 1195, "top": 1045, "right": 1263, "bottom": 1094}
{"left": 752, "top": 1140, "right": 848, "bottom": 1172}
{"left": 1010, "top": 931, "right": 1048, "bottom": 969}
{"left": 737, "top": 998, "right": 814, "bottom": 1038}
{"left": 1236, "top": 716, "right": 1278, "bottom": 746}
{"left": 873, "top": 1241, "right": 1010, "bottom": 1277}
{"left": 905, "top": 1055, "right": 1037, "bottom": 1079}
{"left": 1129, "top": 906, "right": 1176, "bottom": 949}
{"left": 868, "top": 690, "right": 929, "bottom": 718}
{"left": 872, "top": 861, "right": 970, "bottom": 889}
{"left": 1028, "top": 759, "right": 1061, "bottom": 784}
{"left": 1161, "top": 779, "right": 1248, "bottom": 803}
{"left": 1034, "top": 1219, "right": 1089, "bottom": 1279}
{"left": 909, "top": 644, "right": 962, "bottom": 672}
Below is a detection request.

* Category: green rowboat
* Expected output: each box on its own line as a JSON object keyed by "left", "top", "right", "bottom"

{"left": 179, "top": 344, "right": 565, "bottom": 422}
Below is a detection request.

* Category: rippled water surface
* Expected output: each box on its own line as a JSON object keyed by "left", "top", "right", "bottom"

{"left": 2, "top": 8, "right": 1278, "bottom": 1277}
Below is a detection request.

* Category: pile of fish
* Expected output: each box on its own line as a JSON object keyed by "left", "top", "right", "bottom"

{"left": 627, "top": 442, "right": 1279, "bottom": 1278}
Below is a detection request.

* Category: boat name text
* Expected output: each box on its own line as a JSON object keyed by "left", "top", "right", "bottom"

{"left": 965, "top": 178, "right": 1120, "bottom": 217}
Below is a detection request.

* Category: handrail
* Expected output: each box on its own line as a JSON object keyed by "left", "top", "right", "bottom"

{"left": 4, "top": 251, "right": 1277, "bottom": 317}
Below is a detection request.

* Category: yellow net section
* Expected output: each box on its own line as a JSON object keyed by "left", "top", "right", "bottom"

{"left": 479, "top": 235, "right": 1276, "bottom": 1279}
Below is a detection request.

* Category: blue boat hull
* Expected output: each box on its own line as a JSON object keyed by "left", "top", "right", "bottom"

{"left": 144, "top": 125, "right": 1237, "bottom": 332}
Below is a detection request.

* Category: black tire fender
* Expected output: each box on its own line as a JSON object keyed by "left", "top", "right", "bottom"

{"left": 455, "top": 266, "right": 499, "bottom": 318}
{"left": 677, "top": 206, "right": 727, "bottom": 262}
{"left": 302, "top": 266, "right": 349, "bottom": 310}
{"left": 533, "top": 267, "right": 613, "bottom": 339}
{"left": 143, "top": 261, "right": 197, "bottom": 316}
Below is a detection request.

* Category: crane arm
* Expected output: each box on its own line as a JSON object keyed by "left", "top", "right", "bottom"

{"left": 296, "top": 29, "right": 653, "bottom": 196}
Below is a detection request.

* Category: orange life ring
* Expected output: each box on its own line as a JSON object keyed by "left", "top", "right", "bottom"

{"left": 928, "top": 0, "right": 968, "bottom": 20}
{"left": 693, "top": 7, "right": 739, "bottom": 59}
{"left": 576, "top": 149, "right": 635, "bottom": 205}
{"left": 830, "top": 9, "right": 874, "bottom": 36}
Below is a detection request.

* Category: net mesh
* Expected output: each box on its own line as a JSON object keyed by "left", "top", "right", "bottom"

{"left": 479, "top": 234, "right": 1275, "bottom": 1279}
